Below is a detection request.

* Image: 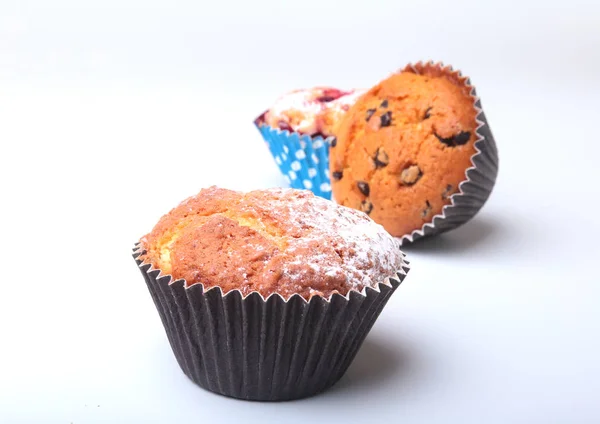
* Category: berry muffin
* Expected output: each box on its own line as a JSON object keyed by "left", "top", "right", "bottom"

{"left": 133, "top": 187, "right": 409, "bottom": 400}
{"left": 257, "top": 87, "right": 365, "bottom": 138}
{"left": 255, "top": 88, "right": 366, "bottom": 200}
{"left": 138, "top": 186, "right": 402, "bottom": 300}
{"left": 330, "top": 62, "right": 498, "bottom": 240}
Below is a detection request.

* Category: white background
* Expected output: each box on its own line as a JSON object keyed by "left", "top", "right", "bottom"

{"left": 1, "top": 1, "right": 599, "bottom": 423}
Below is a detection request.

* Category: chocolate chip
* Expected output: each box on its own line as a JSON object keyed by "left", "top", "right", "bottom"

{"left": 380, "top": 99, "right": 389, "bottom": 108}
{"left": 380, "top": 111, "right": 392, "bottom": 127}
{"left": 400, "top": 165, "right": 422, "bottom": 185}
{"left": 442, "top": 184, "right": 454, "bottom": 200}
{"left": 365, "top": 108, "right": 376, "bottom": 121}
{"left": 423, "top": 107, "right": 432, "bottom": 120}
{"left": 435, "top": 131, "right": 471, "bottom": 147}
{"left": 357, "top": 181, "right": 370, "bottom": 196}
{"left": 421, "top": 200, "right": 432, "bottom": 218}
{"left": 360, "top": 200, "right": 373, "bottom": 215}
{"left": 373, "top": 147, "right": 389, "bottom": 168}
{"left": 453, "top": 131, "right": 471, "bottom": 145}
{"left": 330, "top": 137, "right": 337, "bottom": 147}
{"left": 332, "top": 171, "right": 343, "bottom": 181}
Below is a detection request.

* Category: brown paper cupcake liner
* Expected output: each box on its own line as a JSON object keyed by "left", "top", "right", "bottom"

{"left": 396, "top": 61, "right": 499, "bottom": 245}
{"left": 132, "top": 243, "right": 410, "bottom": 401}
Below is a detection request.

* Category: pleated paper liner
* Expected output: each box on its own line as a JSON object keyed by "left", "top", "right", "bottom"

{"left": 254, "top": 115, "right": 333, "bottom": 200}
{"left": 132, "top": 243, "right": 409, "bottom": 401}
{"left": 397, "top": 61, "right": 499, "bottom": 245}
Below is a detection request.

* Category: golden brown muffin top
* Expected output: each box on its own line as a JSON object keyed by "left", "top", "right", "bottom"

{"left": 330, "top": 63, "right": 478, "bottom": 237}
{"left": 138, "top": 187, "right": 403, "bottom": 300}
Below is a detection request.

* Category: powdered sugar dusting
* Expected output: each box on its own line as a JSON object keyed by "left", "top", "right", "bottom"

{"left": 329, "top": 89, "right": 367, "bottom": 112}
{"left": 240, "top": 188, "right": 403, "bottom": 292}
{"left": 263, "top": 87, "right": 365, "bottom": 137}
{"left": 141, "top": 186, "right": 404, "bottom": 300}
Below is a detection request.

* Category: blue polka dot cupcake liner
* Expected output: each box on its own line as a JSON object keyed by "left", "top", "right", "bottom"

{"left": 255, "top": 123, "right": 333, "bottom": 200}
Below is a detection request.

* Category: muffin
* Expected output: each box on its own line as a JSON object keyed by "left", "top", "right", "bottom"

{"left": 133, "top": 186, "right": 409, "bottom": 400}
{"left": 255, "top": 88, "right": 365, "bottom": 200}
{"left": 258, "top": 87, "right": 366, "bottom": 138}
{"left": 330, "top": 62, "right": 498, "bottom": 242}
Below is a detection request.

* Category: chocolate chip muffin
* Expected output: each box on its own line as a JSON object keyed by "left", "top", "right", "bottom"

{"left": 138, "top": 186, "right": 403, "bottom": 300}
{"left": 330, "top": 63, "right": 479, "bottom": 238}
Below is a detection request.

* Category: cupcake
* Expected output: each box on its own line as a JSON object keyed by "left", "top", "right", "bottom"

{"left": 255, "top": 88, "right": 365, "bottom": 199}
{"left": 330, "top": 62, "right": 498, "bottom": 243}
{"left": 133, "top": 186, "right": 409, "bottom": 401}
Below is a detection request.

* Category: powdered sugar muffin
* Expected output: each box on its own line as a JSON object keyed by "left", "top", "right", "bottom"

{"left": 133, "top": 186, "right": 409, "bottom": 400}
{"left": 258, "top": 87, "right": 365, "bottom": 138}
{"left": 139, "top": 186, "right": 403, "bottom": 300}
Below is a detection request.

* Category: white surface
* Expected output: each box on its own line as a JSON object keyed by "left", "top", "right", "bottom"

{"left": 1, "top": 1, "right": 599, "bottom": 423}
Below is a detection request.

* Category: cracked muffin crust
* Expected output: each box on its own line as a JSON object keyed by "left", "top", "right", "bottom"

{"left": 330, "top": 64, "right": 478, "bottom": 237}
{"left": 138, "top": 186, "right": 403, "bottom": 300}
